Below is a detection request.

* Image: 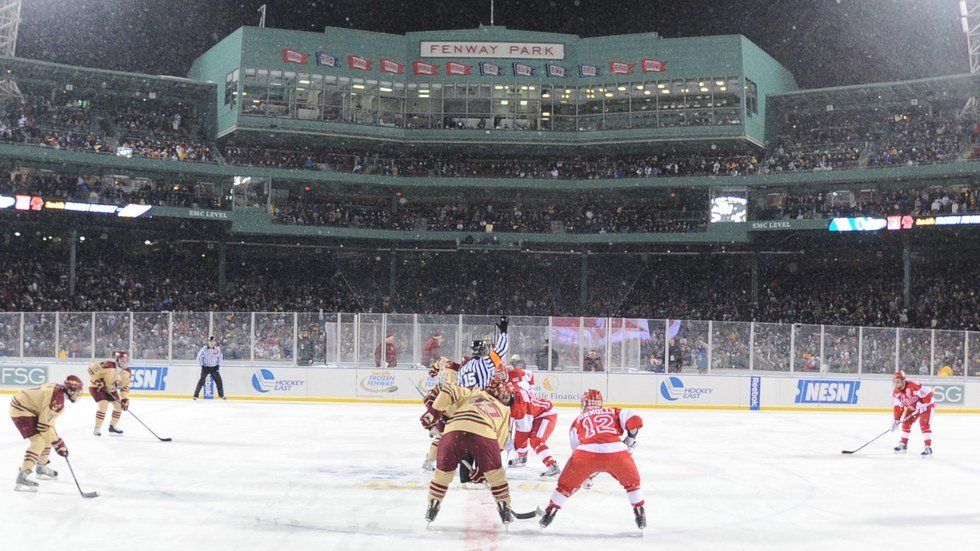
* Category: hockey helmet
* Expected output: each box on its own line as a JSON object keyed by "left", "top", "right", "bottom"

{"left": 63, "top": 375, "right": 84, "bottom": 403}
{"left": 114, "top": 350, "right": 129, "bottom": 369}
{"left": 581, "top": 389, "right": 604, "bottom": 410}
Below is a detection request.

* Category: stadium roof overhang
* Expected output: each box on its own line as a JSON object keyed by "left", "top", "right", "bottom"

{"left": 0, "top": 57, "right": 214, "bottom": 101}
{"left": 768, "top": 73, "right": 980, "bottom": 109}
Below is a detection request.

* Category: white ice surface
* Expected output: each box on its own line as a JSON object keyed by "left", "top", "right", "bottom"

{"left": 1, "top": 399, "right": 978, "bottom": 550}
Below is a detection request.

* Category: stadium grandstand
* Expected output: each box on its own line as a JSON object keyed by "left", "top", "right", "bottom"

{"left": 1, "top": 23, "right": 979, "bottom": 372}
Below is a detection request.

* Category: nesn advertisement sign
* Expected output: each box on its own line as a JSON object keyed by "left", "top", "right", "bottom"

{"left": 794, "top": 380, "right": 861, "bottom": 405}
{"left": 130, "top": 367, "right": 169, "bottom": 391}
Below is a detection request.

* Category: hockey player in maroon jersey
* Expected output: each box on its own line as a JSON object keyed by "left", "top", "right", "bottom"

{"left": 892, "top": 371, "right": 936, "bottom": 456}
{"left": 539, "top": 389, "right": 646, "bottom": 530}
{"left": 9, "top": 375, "right": 83, "bottom": 492}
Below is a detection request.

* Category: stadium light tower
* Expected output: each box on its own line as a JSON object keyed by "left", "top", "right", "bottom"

{"left": 0, "top": 0, "right": 20, "bottom": 56}
{"left": 962, "top": 0, "right": 979, "bottom": 112}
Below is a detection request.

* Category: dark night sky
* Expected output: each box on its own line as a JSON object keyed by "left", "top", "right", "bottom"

{"left": 16, "top": 0, "right": 969, "bottom": 89}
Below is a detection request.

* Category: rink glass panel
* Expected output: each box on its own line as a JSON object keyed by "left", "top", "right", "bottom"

{"left": 296, "top": 312, "right": 329, "bottom": 366}
{"left": 60, "top": 313, "right": 93, "bottom": 359}
{"left": 94, "top": 312, "right": 130, "bottom": 359}
{"left": 792, "top": 324, "right": 822, "bottom": 372}
{"left": 752, "top": 323, "right": 791, "bottom": 372}
{"left": 671, "top": 320, "right": 709, "bottom": 374}
{"left": 0, "top": 313, "right": 19, "bottom": 357}
{"left": 580, "top": 317, "right": 608, "bottom": 373}
{"left": 969, "top": 332, "right": 980, "bottom": 377}
{"left": 507, "top": 316, "right": 548, "bottom": 371}
{"left": 416, "top": 314, "right": 461, "bottom": 368}
{"left": 358, "top": 314, "right": 385, "bottom": 367}
{"left": 933, "top": 330, "right": 966, "bottom": 376}
{"left": 133, "top": 313, "right": 170, "bottom": 360}
{"left": 213, "top": 312, "right": 252, "bottom": 361}
{"left": 823, "top": 325, "right": 860, "bottom": 374}
{"left": 254, "top": 313, "right": 293, "bottom": 362}
{"left": 549, "top": 317, "right": 583, "bottom": 372}
{"left": 385, "top": 314, "right": 414, "bottom": 368}
{"left": 711, "top": 321, "right": 750, "bottom": 370}
{"left": 860, "top": 327, "right": 896, "bottom": 374}
{"left": 171, "top": 313, "right": 210, "bottom": 360}
{"left": 898, "top": 328, "right": 932, "bottom": 376}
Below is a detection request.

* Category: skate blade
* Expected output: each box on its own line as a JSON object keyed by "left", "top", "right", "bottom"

{"left": 14, "top": 485, "right": 38, "bottom": 493}
{"left": 35, "top": 475, "right": 57, "bottom": 481}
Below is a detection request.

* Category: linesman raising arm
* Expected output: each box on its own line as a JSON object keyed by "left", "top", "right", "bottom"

{"left": 457, "top": 316, "right": 509, "bottom": 389}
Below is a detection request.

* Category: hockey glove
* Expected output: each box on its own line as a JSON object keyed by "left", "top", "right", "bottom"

{"left": 93, "top": 379, "right": 106, "bottom": 391}
{"left": 53, "top": 438, "right": 68, "bottom": 458}
{"left": 914, "top": 402, "right": 929, "bottom": 415}
{"left": 121, "top": 398, "right": 130, "bottom": 411}
{"left": 420, "top": 409, "right": 442, "bottom": 430}
{"left": 496, "top": 316, "right": 509, "bottom": 333}
{"left": 624, "top": 429, "right": 639, "bottom": 450}
{"left": 422, "top": 387, "right": 439, "bottom": 408}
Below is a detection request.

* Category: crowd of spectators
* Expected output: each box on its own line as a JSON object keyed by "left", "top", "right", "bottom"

{"left": 755, "top": 184, "right": 980, "bottom": 220}
{"left": 1, "top": 237, "right": 979, "bottom": 375}
{"left": 271, "top": 193, "right": 707, "bottom": 234}
{"left": 0, "top": 97, "right": 217, "bottom": 163}
{"left": 0, "top": 167, "right": 225, "bottom": 209}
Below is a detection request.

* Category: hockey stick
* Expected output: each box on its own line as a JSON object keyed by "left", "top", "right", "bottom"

{"left": 64, "top": 456, "right": 99, "bottom": 498}
{"left": 126, "top": 409, "right": 173, "bottom": 442}
{"left": 842, "top": 412, "right": 920, "bottom": 455}
{"left": 459, "top": 459, "right": 540, "bottom": 520}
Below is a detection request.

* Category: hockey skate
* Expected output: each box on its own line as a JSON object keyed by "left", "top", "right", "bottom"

{"left": 921, "top": 446, "right": 933, "bottom": 457}
{"left": 540, "top": 463, "right": 561, "bottom": 478}
{"left": 496, "top": 500, "right": 514, "bottom": 525}
{"left": 634, "top": 505, "right": 647, "bottom": 529}
{"left": 108, "top": 425, "right": 124, "bottom": 435}
{"left": 35, "top": 463, "right": 58, "bottom": 480}
{"left": 421, "top": 458, "right": 435, "bottom": 471}
{"left": 507, "top": 454, "right": 527, "bottom": 468}
{"left": 539, "top": 505, "right": 558, "bottom": 528}
{"left": 15, "top": 470, "right": 38, "bottom": 493}
{"left": 425, "top": 499, "right": 441, "bottom": 523}
{"left": 893, "top": 442, "right": 907, "bottom": 453}
{"left": 93, "top": 428, "right": 102, "bottom": 436}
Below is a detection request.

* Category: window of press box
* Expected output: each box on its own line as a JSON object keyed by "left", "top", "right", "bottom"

{"left": 224, "top": 69, "right": 239, "bottom": 106}
{"left": 745, "top": 78, "right": 758, "bottom": 116}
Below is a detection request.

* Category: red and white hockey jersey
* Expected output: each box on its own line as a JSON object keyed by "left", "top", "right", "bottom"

{"left": 569, "top": 407, "right": 643, "bottom": 454}
{"left": 892, "top": 380, "right": 935, "bottom": 420}
{"left": 511, "top": 389, "right": 555, "bottom": 450}
{"left": 508, "top": 368, "right": 535, "bottom": 392}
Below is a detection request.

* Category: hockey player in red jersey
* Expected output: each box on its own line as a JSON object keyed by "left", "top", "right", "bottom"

{"left": 891, "top": 371, "right": 935, "bottom": 456}
{"left": 507, "top": 365, "right": 534, "bottom": 392}
{"left": 507, "top": 387, "right": 560, "bottom": 477}
{"left": 539, "top": 389, "right": 646, "bottom": 530}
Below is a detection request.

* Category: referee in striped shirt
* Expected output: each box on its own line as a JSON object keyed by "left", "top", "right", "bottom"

{"left": 193, "top": 335, "right": 226, "bottom": 400}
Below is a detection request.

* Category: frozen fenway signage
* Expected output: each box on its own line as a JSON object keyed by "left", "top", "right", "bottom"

{"left": 420, "top": 41, "right": 565, "bottom": 60}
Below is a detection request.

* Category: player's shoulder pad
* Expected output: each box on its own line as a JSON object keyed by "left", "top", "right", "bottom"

{"left": 49, "top": 388, "right": 65, "bottom": 412}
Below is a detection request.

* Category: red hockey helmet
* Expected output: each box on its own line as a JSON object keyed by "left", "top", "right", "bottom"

{"left": 581, "top": 389, "right": 604, "bottom": 410}
{"left": 893, "top": 370, "right": 906, "bottom": 389}
{"left": 63, "top": 375, "right": 83, "bottom": 403}
{"left": 486, "top": 378, "right": 515, "bottom": 406}
{"left": 114, "top": 350, "right": 129, "bottom": 369}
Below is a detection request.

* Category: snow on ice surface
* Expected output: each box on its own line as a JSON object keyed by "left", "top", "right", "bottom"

{"left": 2, "top": 400, "right": 978, "bottom": 551}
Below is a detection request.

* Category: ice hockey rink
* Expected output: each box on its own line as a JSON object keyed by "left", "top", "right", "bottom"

{"left": 2, "top": 399, "right": 978, "bottom": 551}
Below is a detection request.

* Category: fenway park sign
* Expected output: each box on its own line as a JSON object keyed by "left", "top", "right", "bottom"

{"left": 420, "top": 41, "right": 565, "bottom": 60}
